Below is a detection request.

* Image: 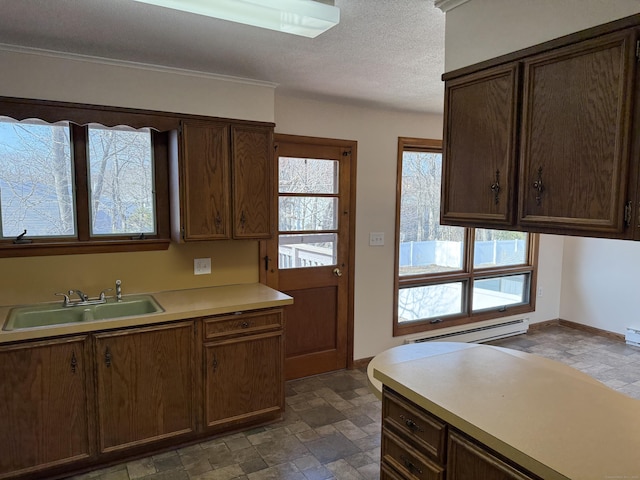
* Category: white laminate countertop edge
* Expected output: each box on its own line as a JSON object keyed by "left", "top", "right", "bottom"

{"left": 0, "top": 283, "right": 293, "bottom": 344}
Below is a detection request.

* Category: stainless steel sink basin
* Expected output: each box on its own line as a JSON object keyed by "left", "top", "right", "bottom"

{"left": 3, "top": 295, "right": 164, "bottom": 330}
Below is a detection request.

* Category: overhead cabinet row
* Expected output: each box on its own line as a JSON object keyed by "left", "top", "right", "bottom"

{"left": 441, "top": 23, "right": 639, "bottom": 239}
{"left": 170, "top": 120, "right": 274, "bottom": 241}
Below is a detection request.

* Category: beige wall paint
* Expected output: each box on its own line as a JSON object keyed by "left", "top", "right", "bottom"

{"left": 0, "top": 48, "right": 275, "bottom": 307}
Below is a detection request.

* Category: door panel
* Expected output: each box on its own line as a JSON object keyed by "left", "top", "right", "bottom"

{"left": 265, "top": 135, "right": 356, "bottom": 380}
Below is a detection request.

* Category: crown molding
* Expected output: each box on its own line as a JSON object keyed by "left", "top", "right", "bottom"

{"left": 434, "top": 0, "right": 472, "bottom": 13}
{"left": 0, "top": 43, "right": 278, "bottom": 89}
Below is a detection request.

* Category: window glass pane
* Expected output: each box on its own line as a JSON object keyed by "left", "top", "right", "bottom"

{"left": 399, "top": 150, "right": 465, "bottom": 276}
{"left": 472, "top": 274, "right": 530, "bottom": 312}
{"left": 279, "top": 196, "right": 337, "bottom": 231}
{"left": 398, "top": 282, "right": 464, "bottom": 323}
{"left": 0, "top": 117, "right": 75, "bottom": 238}
{"left": 279, "top": 157, "right": 338, "bottom": 194}
{"left": 88, "top": 125, "right": 155, "bottom": 236}
{"left": 474, "top": 229, "right": 528, "bottom": 268}
{"left": 279, "top": 233, "right": 337, "bottom": 269}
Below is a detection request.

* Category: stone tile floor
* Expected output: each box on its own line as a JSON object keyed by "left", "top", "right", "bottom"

{"left": 67, "top": 324, "right": 640, "bottom": 480}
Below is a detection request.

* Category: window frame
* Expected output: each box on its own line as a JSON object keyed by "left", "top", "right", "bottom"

{"left": 0, "top": 96, "right": 176, "bottom": 257}
{"left": 393, "top": 137, "right": 539, "bottom": 337}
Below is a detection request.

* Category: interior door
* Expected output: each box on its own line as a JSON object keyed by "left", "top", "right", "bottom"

{"left": 264, "top": 134, "right": 355, "bottom": 380}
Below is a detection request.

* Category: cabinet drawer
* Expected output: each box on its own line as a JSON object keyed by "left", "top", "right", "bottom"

{"left": 381, "top": 461, "right": 408, "bottom": 480}
{"left": 383, "top": 387, "right": 446, "bottom": 464}
{"left": 204, "top": 309, "right": 282, "bottom": 339}
{"left": 382, "top": 429, "right": 444, "bottom": 480}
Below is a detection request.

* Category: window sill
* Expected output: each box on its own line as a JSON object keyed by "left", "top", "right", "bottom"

{"left": 0, "top": 238, "right": 171, "bottom": 258}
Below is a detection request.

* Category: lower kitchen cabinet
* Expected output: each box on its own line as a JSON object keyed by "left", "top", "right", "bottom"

{"left": 203, "top": 310, "right": 284, "bottom": 430}
{"left": 447, "top": 432, "right": 536, "bottom": 480}
{"left": 0, "top": 336, "right": 94, "bottom": 479}
{"left": 94, "top": 321, "right": 195, "bottom": 453}
{"left": 381, "top": 387, "right": 540, "bottom": 480}
{"left": 0, "top": 307, "right": 286, "bottom": 479}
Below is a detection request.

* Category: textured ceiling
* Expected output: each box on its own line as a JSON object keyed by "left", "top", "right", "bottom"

{"left": 0, "top": 0, "right": 445, "bottom": 114}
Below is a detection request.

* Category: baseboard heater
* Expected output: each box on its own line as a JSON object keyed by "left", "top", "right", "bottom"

{"left": 403, "top": 318, "right": 529, "bottom": 345}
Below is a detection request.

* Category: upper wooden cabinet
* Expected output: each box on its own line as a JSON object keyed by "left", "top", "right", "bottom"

{"left": 441, "top": 21, "right": 639, "bottom": 238}
{"left": 442, "top": 63, "right": 520, "bottom": 227}
{"left": 171, "top": 119, "right": 274, "bottom": 242}
{"left": 231, "top": 125, "right": 273, "bottom": 239}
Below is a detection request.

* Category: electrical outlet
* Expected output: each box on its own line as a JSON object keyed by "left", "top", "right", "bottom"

{"left": 194, "top": 258, "right": 211, "bottom": 275}
{"left": 369, "top": 232, "right": 384, "bottom": 246}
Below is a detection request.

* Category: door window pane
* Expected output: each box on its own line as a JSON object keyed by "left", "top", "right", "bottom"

{"left": 399, "top": 150, "right": 464, "bottom": 275}
{"left": 472, "top": 274, "right": 530, "bottom": 311}
{"left": 88, "top": 125, "right": 155, "bottom": 236}
{"left": 0, "top": 117, "right": 75, "bottom": 238}
{"left": 474, "top": 229, "right": 528, "bottom": 268}
{"left": 279, "top": 196, "right": 337, "bottom": 231}
{"left": 279, "top": 157, "right": 338, "bottom": 194}
{"left": 279, "top": 233, "right": 337, "bottom": 269}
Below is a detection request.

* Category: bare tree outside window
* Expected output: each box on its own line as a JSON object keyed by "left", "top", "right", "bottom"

{"left": 0, "top": 118, "right": 75, "bottom": 238}
{"left": 88, "top": 126, "right": 155, "bottom": 235}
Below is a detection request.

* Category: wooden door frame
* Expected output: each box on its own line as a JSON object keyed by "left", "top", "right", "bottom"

{"left": 259, "top": 133, "right": 357, "bottom": 370}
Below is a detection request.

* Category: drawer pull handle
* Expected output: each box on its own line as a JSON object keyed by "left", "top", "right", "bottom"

{"left": 241, "top": 321, "right": 250, "bottom": 328}
{"left": 401, "top": 455, "right": 423, "bottom": 475}
{"left": 400, "top": 414, "right": 423, "bottom": 432}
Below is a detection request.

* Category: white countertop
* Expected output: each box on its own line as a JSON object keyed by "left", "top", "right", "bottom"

{"left": 0, "top": 283, "right": 293, "bottom": 344}
{"left": 372, "top": 342, "right": 640, "bottom": 480}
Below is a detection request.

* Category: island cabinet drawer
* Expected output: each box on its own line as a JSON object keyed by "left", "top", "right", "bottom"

{"left": 203, "top": 309, "right": 283, "bottom": 339}
{"left": 383, "top": 387, "right": 446, "bottom": 464}
{"left": 382, "top": 429, "right": 445, "bottom": 480}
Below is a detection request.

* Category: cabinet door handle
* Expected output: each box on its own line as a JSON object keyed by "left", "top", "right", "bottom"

{"left": 533, "top": 166, "right": 544, "bottom": 206}
{"left": 400, "top": 455, "right": 423, "bottom": 475}
{"left": 70, "top": 351, "right": 77, "bottom": 374}
{"left": 214, "top": 213, "right": 222, "bottom": 231}
{"left": 105, "top": 347, "right": 112, "bottom": 368}
{"left": 239, "top": 211, "right": 246, "bottom": 228}
{"left": 490, "top": 169, "right": 500, "bottom": 205}
{"left": 212, "top": 355, "right": 218, "bottom": 371}
{"left": 400, "top": 414, "right": 424, "bottom": 432}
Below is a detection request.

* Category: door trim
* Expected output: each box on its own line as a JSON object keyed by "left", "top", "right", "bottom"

{"left": 260, "top": 133, "right": 357, "bottom": 370}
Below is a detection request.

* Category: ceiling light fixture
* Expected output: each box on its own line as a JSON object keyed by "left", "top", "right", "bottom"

{"left": 133, "top": 0, "right": 340, "bottom": 38}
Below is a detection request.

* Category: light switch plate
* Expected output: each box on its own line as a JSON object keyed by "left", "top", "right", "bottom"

{"left": 194, "top": 258, "right": 211, "bottom": 275}
{"left": 369, "top": 232, "right": 384, "bottom": 246}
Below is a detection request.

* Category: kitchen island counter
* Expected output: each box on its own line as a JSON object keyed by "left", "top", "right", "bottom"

{"left": 372, "top": 342, "right": 640, "bottom": 480}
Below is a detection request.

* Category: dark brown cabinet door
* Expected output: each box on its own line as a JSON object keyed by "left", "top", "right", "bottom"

{"left": 0, "top": 336, "right": 93, "bottom": 477}
{"left": 447, "top": 432, "right": 537, "bottom": 480}
{"left": 180, "top": 121, "right": 230, "bottom": 240}
{"left": 518, "top": 30, "right": 636, "bottom": 233}
{"left": 441, "top": 63, "right": 520, "bottom": 227}
{"left": 204, "top": 330, "right": 283, "bottom": 430}
{"left": 231, "top": 125, "right": 273, "bottom": 239}
{"left": 94, "top": 322, "right": 195, "bottom": 453}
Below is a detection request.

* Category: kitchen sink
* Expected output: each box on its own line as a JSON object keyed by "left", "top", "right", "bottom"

{"left": 3, "top": 295, "right": 164, "bottom": 331}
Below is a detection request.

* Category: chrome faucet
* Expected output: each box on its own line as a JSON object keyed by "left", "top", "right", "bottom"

{"left": 115, "top": 279, "right": 122, "bottom": 302}
{"left": 70, "top": 289, "right": 89, "bottom": 302}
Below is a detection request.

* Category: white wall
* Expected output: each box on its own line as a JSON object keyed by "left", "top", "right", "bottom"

{"left": 274, "top": 94, "right": 563, "bottom": 359}
{"left": 561, "top": 237, "right": 640, "bottom": 335}
{"left": 0, "top": 47, "right": 275, "bottom": 121}
{"left": 443, "top": 0, "right": 640, "bottom": 336}
{"left": 444, "top": 0, "right": 640, "bottom": 72}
